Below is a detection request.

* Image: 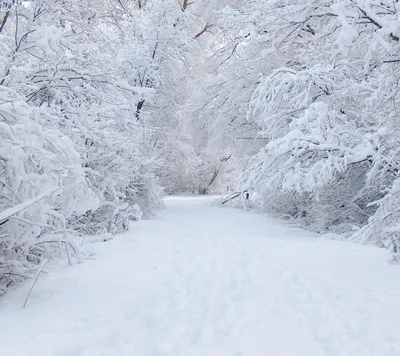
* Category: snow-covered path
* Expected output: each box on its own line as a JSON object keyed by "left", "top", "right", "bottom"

{"left": 1, "top": 197, "right": 400, "bottom": 356}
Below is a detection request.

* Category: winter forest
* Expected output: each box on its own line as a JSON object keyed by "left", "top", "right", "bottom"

{"left": 1, "top": 0, "right": 400, "bottom": 295}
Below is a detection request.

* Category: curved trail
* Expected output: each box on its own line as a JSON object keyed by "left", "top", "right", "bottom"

{"left": 1, "top": 196, "right": 400, "bottom": 356}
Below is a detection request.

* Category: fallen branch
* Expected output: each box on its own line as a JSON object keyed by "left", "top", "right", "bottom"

{"left": 221, "top": 192, "right": 240, "bottom": 205}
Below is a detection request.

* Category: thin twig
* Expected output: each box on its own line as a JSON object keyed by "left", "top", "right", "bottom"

{"left": 23, "top": 258, "right": 48, "bottom": 309}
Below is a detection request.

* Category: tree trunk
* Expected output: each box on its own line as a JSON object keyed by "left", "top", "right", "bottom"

{"left": 202, "top": 170, "right": 219, "bottom": 195}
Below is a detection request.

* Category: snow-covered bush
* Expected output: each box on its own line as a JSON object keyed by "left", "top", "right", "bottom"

{"left": 242, "top": 0, "right": 400, "bottom": 250}
{"left": 0, "top": 86, "right": 97, "bottom": 292}
{"left": 188, "top": 0, "right": 400, "bottom": 257}
{"left": 0, "top": 0, "right": 196, "bottom": 292}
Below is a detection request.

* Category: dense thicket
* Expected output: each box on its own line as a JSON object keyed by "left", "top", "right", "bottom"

{"left": 187, "top": 0, "right": 400, "bottom": 262}
{"left": 0, "top": 0, "right": 200, "bottom": 293}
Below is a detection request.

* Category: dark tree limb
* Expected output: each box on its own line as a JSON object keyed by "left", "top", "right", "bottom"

{"left": 194, "top": 23, "right": 213, "bottom": 39}
{"left": 358, "top": 7, "right": 399, "bottom": 41}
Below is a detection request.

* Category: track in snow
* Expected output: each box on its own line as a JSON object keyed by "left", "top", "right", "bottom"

{"left": 1, "top": 196, "right": 400, "bottom": 356}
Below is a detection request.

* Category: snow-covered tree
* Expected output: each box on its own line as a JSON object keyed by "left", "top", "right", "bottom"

{"left": 0, "top": 0, "right": 198, "bottom": 292}
{"left": 187, "top": 0, "right": 400, "bottom": 259}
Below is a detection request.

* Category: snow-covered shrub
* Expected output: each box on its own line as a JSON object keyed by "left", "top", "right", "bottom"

{"left": 0, "top": 86, "right": 97, "bottom": 291}
{"left": 0, "top": 0, "right": 197, "bottom": 293}
{"left": 350, "top": 179, "right": 400, "bottom": 263}
{"left": 188, "top": 0, "right": 400, "bottom": 254}
{"left": 0, "top": 0, "right": 167, "bottom": 232}
{"left": 239, "top": 0, "right": 400, "bottom": 249}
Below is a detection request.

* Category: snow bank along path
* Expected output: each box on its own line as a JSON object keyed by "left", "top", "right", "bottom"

{"left": 1, "top": 196, "right": 400, "bottom": 356}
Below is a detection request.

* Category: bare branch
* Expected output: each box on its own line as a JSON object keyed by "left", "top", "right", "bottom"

{"left": 194, "top": 23, "right": 213, "bottom": 39}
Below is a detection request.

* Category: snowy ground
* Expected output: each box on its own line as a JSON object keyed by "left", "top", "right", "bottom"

{"left": 1, "top": 196, "right": 400, "bottom": 356}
